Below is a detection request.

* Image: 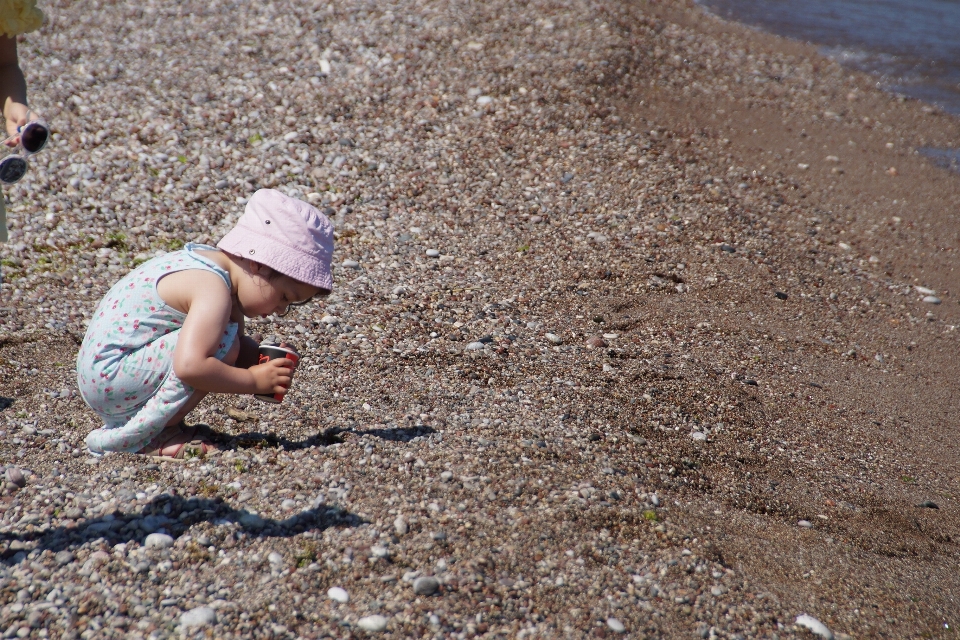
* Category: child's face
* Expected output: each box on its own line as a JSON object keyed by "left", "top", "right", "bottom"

{"left": 238, "top": 264, "right": 321, "bottom": 318}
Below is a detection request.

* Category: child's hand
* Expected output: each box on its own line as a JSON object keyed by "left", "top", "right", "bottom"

{"left": 250, "top": 357, "right": 296, "bottom": 396}
{"left": 3, "top": 102, "right": 29, "bottom": 143}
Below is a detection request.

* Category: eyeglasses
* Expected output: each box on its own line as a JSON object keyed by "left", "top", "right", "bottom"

{"left": 0, "top": 117, "right": 50, "bottom": 185}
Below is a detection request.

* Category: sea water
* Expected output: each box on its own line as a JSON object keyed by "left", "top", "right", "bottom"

{"left": 697, "top": 0, "right": 960, "bottom": 116}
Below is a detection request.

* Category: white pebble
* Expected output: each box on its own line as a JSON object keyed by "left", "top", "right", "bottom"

{"left": 281, "top": 498, "right": 297, "bottom": 511}
{"left": 922, "top": 295, "right": 941, "bottom": 304}
{"left": 465, "top": 342, "right": 485, "bottom": 351}
{"left": 798, "top": 520, "right": 813, "bottom": 528}
{"left": 690, "top": 431, "right": 707, "bottom": 441}
{"left": 320, "top": 315, "right": 341, "bottom": 325}
{"left": 144, "top": 533, "right": 174, "bottom": 549}
{"left": 394, "top": 516, "right": 409, "bottom": 536}
{"left": 915, "top": 286, "right": 936, "bottom": 295}
{"left": 357, "top": 615, "right": 388, "bottom": 632}
{"left": 180, "top": 606, "right": 217, "bottom": 629}
{"left": 327, "top": 586, "right": 349, "bottom": 603}
{"left": 425, "top": 249, "right": 441, "bottom": 258}
{"left": 268, "top": 552, "right": 284, "bottom": 565}
{"left": 606, "top": 618, "right": 626, "bottom": 633}
{"left": 545, "top": 333, "right": 562, "bottom": 344}
{"left": 342, "top": 259, "right": 361, "bottom": 269}
{"left": 795, "top": 614, "right": 834, "bottom": 640}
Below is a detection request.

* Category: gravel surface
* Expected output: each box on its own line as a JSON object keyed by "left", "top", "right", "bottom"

{"left": 0, "top": 0, "right": 958, "bottom": 638}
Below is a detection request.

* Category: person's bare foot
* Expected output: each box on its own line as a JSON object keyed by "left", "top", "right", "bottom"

{"left": 138, "top": 422, "right": 218, "bottom": 459}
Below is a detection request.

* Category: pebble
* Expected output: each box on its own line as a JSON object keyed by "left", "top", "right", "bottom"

{"left": 55, "top": 550, "right": 75, "bottom": 566}
{"left": 239, "top": 513, "right": 266, "bottom": 530}
{"left": 795, "top": 614, "right": 834, "bottom": 640}
{"left": 585, "top": 336, "right": 607, "bottom": 348}
{"left": 545, "top": 333, "right": 562, "bottom": 345}
{"left": 606, "top": 618, "right": 626, "bottom": 634}
{"left": 690, "top": 431, "right": 707, "bottom": 441}
{"left": 180, "top": 606, "right": 217, "bottom": 629}
{"left": 917, "top": 500, "right": 939, "bottom": 509}
{"left": 425, "top": 249, "right": 441, "bottom": 258}
{"left": 343, "top": 259, "right": 361, "bottom": 269}
{"left": 922, "top": 295, "right": 941, "bottom": 304}
{"left": 320, "top": 314, "right": 341, "bottom": 325}
{"left": 281, "top": 498, "right": 297, "bottom": 510}
{"left": 145, "top": 533, "right": 175, "bottom": 549}
{"left": 394, "top": 517, "right": 409, "bottom": 536}
{"left": 268, "top": 552, "right": 284, "bottom": 566}
{"left": 915, "top": 286, "right": 936, "bottom": 295}
{"left": 4, "top": 467, "right": 25, "bottom": 488}
{"left": 797, "top": 520, "right": 813, "bottom": 528}
{"left": 141, "top": 515, "right": 170, "bottom": 533}
{"left": 357, "top": 615, "right": 389, "bottom": 632}
{"left": 327, "top": 586, "right": 350, "bottom": 603}
{"left": 465, "top": 342, "right": 486, "bottom": 351}
{"left": 412, "top": 576, "right": 440, "bottom": 596}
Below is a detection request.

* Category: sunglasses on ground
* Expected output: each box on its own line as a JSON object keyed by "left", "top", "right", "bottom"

{"left": 0, "top": 117, "right": 50, "bottom": 185}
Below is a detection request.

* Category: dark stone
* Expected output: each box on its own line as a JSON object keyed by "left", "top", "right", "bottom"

{"left": 774, "top": 291, "right": 788, "bottom": 300}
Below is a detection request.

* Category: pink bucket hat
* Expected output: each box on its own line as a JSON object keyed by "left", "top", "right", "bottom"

{"left": 218, "top": 189, "right": 334, "bottom": 292}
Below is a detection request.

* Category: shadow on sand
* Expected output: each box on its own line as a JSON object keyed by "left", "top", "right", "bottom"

{"left": 0, "top": 492, "right": 365, "bottom": 565}
{"left": 218, "top": 423, "right": 437, "bottom": 450}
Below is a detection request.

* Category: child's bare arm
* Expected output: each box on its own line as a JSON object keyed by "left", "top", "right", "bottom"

{"left": 169, "top": 271, "right": 291, "bottom": 395}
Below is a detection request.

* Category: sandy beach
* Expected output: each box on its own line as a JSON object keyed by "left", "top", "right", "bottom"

{"left": 0, "top": 0, "right": 957, "bottom": 637}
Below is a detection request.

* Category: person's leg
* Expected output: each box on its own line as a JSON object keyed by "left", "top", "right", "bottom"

{"left": 137, "top": 331, "right": 242, "bottom": 456}
{"left": 158, "top": 332, "right": 241, "bottom": 428}
{"left": 235, "top": 333, "right": 260, "bottom": 369}
{"left": 85, "top": 324, "right": 239, "bottom": 454}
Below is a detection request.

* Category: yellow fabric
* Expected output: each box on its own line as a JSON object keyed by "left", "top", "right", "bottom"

{"left": 0, "top": 0, "right": 43, "bottom": 37}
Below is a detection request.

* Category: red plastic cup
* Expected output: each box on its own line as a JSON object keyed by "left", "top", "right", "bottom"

{"left": 254, "top": 345, "right": 299, "bottom": 403}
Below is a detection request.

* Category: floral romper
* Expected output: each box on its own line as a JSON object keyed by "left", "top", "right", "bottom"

{"left": 77, "top": 244, "right": 238, "bottom": 454}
